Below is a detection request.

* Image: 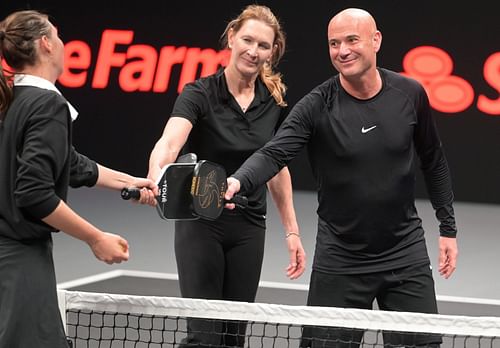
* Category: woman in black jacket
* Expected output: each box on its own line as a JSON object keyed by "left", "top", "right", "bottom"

{"left": 0, "top": 10, "right": 157, "bottom": 348}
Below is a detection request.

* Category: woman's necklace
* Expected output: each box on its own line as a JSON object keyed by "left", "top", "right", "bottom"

{"left": 236, "top": 93, "right": 253, "bottom": 113}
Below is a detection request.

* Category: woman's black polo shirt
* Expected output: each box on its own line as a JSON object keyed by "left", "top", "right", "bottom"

{"left": 171, "top": 68, "right": 287, "bottom": 226}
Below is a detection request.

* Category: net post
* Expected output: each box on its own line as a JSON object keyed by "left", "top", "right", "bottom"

{"left": 57, "top": 289, "right": 67, "bottom": 333}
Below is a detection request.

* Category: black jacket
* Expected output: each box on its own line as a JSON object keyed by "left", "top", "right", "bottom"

{"left": 0, "top": 86, "right": 98, "bottom": 241}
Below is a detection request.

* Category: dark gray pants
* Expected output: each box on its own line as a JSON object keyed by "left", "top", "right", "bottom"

{"left": 302, "top": 263, "right": 442, "bottom": 348}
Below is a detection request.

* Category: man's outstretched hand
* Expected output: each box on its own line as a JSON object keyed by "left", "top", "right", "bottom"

{"left": 225, "top": 177, "right": 241, "bottom": 210}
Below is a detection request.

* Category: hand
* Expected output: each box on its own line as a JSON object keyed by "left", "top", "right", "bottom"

{"left": 438, "top": 236, "right": 458, "bottom": 279}
{"left": 130, "top": 177, "right": 158, "bottom": 206}
{"left": 224, "top": 177, "right": 241, "bottom": 210}
{"left": 88, "top": 232, "right": 130, "bottom": 264}
{"left": 285, "top": 233, "right": 306, "bottom": 279}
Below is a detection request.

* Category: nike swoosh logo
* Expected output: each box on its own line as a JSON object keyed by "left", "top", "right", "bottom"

{"left": 361, "top": 125, "right": 377, "bottom": 133}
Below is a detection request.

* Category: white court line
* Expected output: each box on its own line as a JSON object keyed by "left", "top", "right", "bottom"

{"left": 58, "top": 269, "right": 500, "bottom": 307}
{"left": 57, "top": 269, "right": 178, "bottom": 289}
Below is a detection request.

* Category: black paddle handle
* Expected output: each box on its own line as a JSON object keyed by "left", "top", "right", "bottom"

{"left": 122, "top": 187, "right": 248, "bottom": 209}
{"left": 121, "top": 187, "right": 141, "bottom": 200}
{"left": 226, "top": 194, "right": 248, "bottom": 208}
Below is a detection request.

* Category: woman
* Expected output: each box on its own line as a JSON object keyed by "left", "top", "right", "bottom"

{"left": 0, "top": 10, "right": 157, "bottom": 347}
{"left": 148, "top": 5, "right": 306, "bottom": 347}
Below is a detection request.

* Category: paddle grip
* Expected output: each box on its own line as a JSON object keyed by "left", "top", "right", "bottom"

{"left": 226, "top": 194, "right": 248, "bottom": 208}
{"left": 121, "top": 187, "right": 141, "bottom": 200}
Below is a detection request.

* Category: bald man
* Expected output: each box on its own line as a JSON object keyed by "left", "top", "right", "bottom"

{"left": 226, "top": 7, "right": 458, "bottom": 348}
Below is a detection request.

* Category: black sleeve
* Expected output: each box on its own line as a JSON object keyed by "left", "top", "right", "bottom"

{"left": 413, "top": 85, "right": 457, "bottom": 237}
{"left": 69, "top": 146, "right": 99, "bottom": 188}
{"left": 14, "top": 95, "right": 69, "bottom": 219}
{"left": 170, "top": 82, "right": 208, "bottom": 125}
{"left": 233, "top": 92, "right": 317, "bottom": 194}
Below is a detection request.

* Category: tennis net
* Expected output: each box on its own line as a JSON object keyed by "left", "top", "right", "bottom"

{"left": 59, "top": 290, "right": 500, "bottom": 348}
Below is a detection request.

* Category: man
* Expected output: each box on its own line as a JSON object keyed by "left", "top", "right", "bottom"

{"left": 225, "top": 8, "right": 458, "bottom": 348}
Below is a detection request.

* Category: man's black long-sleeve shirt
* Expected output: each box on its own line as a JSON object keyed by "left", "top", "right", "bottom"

{"left": 233, "top": 68, "right": 457, "bottom": 274}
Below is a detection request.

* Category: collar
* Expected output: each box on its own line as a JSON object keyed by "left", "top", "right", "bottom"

{"left": 217, "top": 68, "right": 271, "bottom": 106}
{"left": 13, "top": 74, "right": 79, "bottom": 121}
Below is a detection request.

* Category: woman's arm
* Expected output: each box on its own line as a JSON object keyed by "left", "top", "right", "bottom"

{"left": 267, "top": 167, "right": 306, "bottom": 279}
{"left": 42, "top": 200, "right": 129, "bottom": 264}
{"left": 95, "top": 164, "right": 158, "bottom": 205}
{"left": 148, "top": 117, "right": 193, "bottom": 181}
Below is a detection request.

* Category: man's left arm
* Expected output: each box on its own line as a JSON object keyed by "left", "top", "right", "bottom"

{"left": 414, "top": 86, "right": 458, "bottom": 278}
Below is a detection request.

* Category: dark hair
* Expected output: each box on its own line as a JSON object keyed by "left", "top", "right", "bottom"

{"left": 220, "top": 5, "right": 287, "bottom": 107}
{"left": 0, "top": 10, "right": 51, "bottom": 116}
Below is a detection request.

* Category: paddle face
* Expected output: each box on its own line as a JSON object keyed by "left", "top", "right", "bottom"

{"left": 155, "top": 163, "right": 198, "bottom": 220}
{"left": 190, "top": 160, "right": 227, "bottom": 220}
{"left": 121, "top": 156, "right": 247, "bottom": 221}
